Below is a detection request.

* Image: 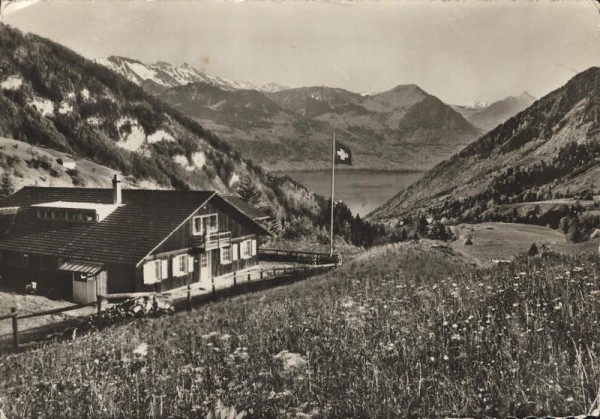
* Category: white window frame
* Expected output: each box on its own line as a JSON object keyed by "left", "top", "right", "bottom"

{"left": 143, "top": 260, "right": 161, "bottom": 284}
{"left": 192, "top": 213, "right": 219, "bottom": 236}
{"left": 240, "top": 240, "right": 252, "bottom": 260}
{"left": 172, "top": 254, "right": 189, "bottom": 277}
{"left": 220, "top": 247, "right": 232, "bottom": 264}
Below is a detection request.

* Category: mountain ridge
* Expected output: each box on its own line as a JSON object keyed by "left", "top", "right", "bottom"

{"left": 453, "top": 92, "right": 537, "bottom": 132}
{"left": 370, "top": 66, "right": 600, "bottom": 222}
{"left": 97, "top": 56, "right": 485, "bottom": 172}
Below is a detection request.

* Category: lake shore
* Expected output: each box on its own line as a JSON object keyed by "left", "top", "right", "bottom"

{"left": 277, "top": 169, "right": 424, "bottom": 216}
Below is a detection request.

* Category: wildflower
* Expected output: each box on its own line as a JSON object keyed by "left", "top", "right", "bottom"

{"left": 452, "top": 323, "right": 458, "bottom": 329}
{"left": 443, "top": 355, "right": 449, "bottom": 361}
{"left": 201, "top": 331, "right": 220, "bottom": 340}
{"left": 273, "top": 350, "right": 308, "bottom": 372}
{"left": 133, "top": 343, "right": 148, "bottom": 358}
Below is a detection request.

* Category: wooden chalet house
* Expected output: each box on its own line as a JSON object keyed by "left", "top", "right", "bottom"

{"left": 0, "top": 176, "right": 271, "bottom": 303}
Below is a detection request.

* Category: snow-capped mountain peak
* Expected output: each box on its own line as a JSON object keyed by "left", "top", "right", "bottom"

{"left": 462, "top": 100, "right": 490, "bottom": 110}
{"left": 95, "top": 56, "right": 287, "bottom": 93}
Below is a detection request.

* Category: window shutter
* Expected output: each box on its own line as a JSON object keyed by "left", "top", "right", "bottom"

{"left": 232, "top": 244, "right": 238, "bottom": 261}
{"left": 143, "top": 261, "right": 157, "bottom": 284}
{"left": 188, "top": 255, "right": 194, "bottom": 272}
{"left": 172, "top": 257, "right": 179, "bottom": 277}
{"left": 161, "top": 259, "right": 168, "bottom": 280}
{"left": 251, "top": 240, "right": 257, "bottom": 256}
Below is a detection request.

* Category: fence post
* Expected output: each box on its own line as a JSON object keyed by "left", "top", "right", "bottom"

{"left": 11, "top": 307, "right": 18, "bottom": 350}
{"left": 248, "top": 273, "right": 251, "bottom": 282}
{"left": 187, "top": 284, "right": 192, "bottom": 312}
{"left": 96, "top": 295, "right": 102, "bottom": 329}
{"left": 260, "top": 270, "right": 264, "bottom": 280}
{"left": 233, "top": 273, "right": 237, "bottom": 287}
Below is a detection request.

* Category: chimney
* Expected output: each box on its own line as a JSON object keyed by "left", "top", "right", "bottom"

{"left": 112, "top": 174, "right": 122, "bottom": 205}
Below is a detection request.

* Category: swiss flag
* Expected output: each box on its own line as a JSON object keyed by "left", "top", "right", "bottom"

{"left": 334, "top": 141, "right": 352, "bottom": 165}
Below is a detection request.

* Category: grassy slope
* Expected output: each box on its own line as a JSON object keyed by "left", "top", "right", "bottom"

{"left": 0, "top": 137, "right": 159, "bottom": 190}
{"left": 1, "top": 242, "right": 600, "bottom": 417}
{"left": 450, "top": 222, "right": 567, "bottom": 264}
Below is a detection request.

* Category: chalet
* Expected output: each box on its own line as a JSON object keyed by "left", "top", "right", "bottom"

{"left": 0, "top": 176, "right": 271, "bottom": 303}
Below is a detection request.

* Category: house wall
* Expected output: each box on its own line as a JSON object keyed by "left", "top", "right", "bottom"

{"left": 138, "top": 199, "right": 262, "bottom": 292}
{"left": 106, "top": 264, "right": 136, "bottom": 294}
{"left": 0, "top": 250, "right": 72, "bottom": 298}
{"left": 153, "top": 200, "right": 261, "bottom": 254}
{"left": 0, "top": 249, "right": 135, "bottom": 299}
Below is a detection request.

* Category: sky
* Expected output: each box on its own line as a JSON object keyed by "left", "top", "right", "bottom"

{"left": 1, "top": 0, "right": 598, "bottom": 104}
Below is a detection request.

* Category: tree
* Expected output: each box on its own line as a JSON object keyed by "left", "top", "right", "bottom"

{"left": 429, "top": 220, "right": 451, "bottom": 241}
{"left": 416, "top": 215, "right": 428, "bottom": 237}
{"left": 0, "top": 171, "right": 15, "bottom": 198}
{"left": 235, "top": 176, "right": 261, "bottom": 205}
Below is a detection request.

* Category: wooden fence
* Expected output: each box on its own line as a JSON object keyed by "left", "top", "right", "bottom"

{"left": 259, "top": 248, "right": 341, "bottom": 265}
{"left": 1, "top": 263, "right": 336, "bottom": 351}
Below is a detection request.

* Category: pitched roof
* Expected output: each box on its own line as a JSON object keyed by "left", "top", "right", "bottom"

{"left": 0, "top": 187, "right": 215, "bottom": 264}
{"left": 221, "top": 195, "right": 270, "bottom": 221}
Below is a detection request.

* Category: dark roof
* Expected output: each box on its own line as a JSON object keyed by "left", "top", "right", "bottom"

{"left": 0, "top": 226, "right": 89, "bottom": 256}
{"left": 0, "top": 187, "right": 217, "bottom": 264}
{"left": 221, "top": 195, "right": 270, "bottom": 221}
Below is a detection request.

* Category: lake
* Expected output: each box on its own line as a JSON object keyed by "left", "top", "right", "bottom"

{"left": 278, "top": 170, "right": 424, "bottom": 217}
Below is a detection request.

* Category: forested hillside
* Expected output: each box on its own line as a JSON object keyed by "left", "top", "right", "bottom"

{"left": 371, "top": 67, "right": 600, "bottom": 228}
{"left": 0, "top": 24, "right": 322, "bottom": 220}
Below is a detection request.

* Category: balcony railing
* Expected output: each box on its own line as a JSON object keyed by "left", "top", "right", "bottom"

{"left": 189, "top": 231, "right": 231, "bottom": 250}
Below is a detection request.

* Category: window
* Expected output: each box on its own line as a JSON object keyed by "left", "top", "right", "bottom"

{"left": 143, "top": 260, "right": 160, "bottom": 284}
{"left": 37, "top": 209, "right": 92, "bottom": 222}
{"left": 220, "top": 247, "right": 232, "bottom": 264}
{"left": 200, "top": 253, "right": 208, "bottom": 268}
{"left": 172, "top": 254, "right": 189, "bottom": 277}
{"left": 240, "top": 240, "right": 252, "bottom": 259}
{"left": 143, "top": 259, "right": 168, "bottom": 284}
{"left": 192, "top": 214, "right": 218, "bottom": 235}
{"left": 251, "top": 239, "right": 257, "bottom": 256}
{"left": 232, "top": 243, "right": 239, "bottom": 261}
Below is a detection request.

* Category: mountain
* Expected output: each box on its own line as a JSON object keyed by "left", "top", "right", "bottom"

{"left": 453, "top": 92, "right": 536, "bottom": 132}
{"left": 98, "top": 57, "right": 483, "bottom": 172}
{"left": 95, "top": 56, "right": 287, "bottom": 93}
{"left": 0, "top": 24, "right": 323, "bottom": 220}
{"left": 370, "top": 67, "right": 600, "bottom": 222}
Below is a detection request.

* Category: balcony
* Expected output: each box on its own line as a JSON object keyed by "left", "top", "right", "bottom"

{"left": 189, "top": 231, "right": 231, "bottom": 251}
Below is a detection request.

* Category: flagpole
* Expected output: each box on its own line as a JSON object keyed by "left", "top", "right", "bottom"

{"left": 330, "top": 132, "right": 335, "bottom": 256}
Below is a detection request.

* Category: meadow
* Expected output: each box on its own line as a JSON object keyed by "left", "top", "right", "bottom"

{"left": 1, "top": 241, "right": 600, "bottom": 418}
